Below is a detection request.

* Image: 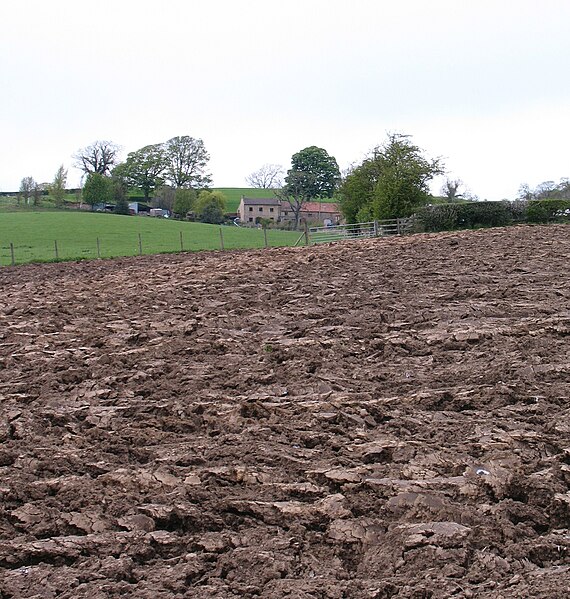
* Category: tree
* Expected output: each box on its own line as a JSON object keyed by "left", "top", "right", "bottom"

{"left": 339, "top": 159, "right": 383, "bottom": 223}
{"left": 19, "top": 176, "right": 36, "bottom": 205}
{"left": 83, "top": 173, "right": 112, "bottom": 210}
{"left": 154, "top": 185, "right": 176, "bottom": 211}
{"left": 534, "top": 180, "right": 558, "bottom": 199}
{"left": 118, "top": 143, "right": 167, "bottom": 201}
{"left": 111, "top": 175, "right": 130, "bottom": 215}
{"left": 441, "top": 179, "right": 463, "bottom": 202}
{"left": 164, "top": 136, "right": 211, "bottom": 189}
{"left": 340, "top": 134, "right": 443, "bottom": 222}
{"left": 246, "top": 163, "right": 284, "bottom": 189}
{"left": 32, "top": 183, "right": 43, "bottom": 207}
{"left": 286, "top": 146, "right": 340, "bottom": 199}
{"left": 275, "top": 171, "right": 311, "bottom": 230}
{"left": 172, "top": 188, "right": 197, "bottom": 217}
{"left": 50, "top": 165, "right": 67, "bottom": 208}
{"left": 277, "top": 146, "right": 340, "bottom": 229}
{"left": 517, "top": 183, "right": 533, "bottom": 201}
{"left": 195, "top": 190, "right": 226, "bottom": 224}
{"left": 74, "top": 141, "right": 120, "bottom": 176}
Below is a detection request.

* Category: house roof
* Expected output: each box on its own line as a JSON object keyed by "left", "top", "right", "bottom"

{"left": 241, "top": 197, "right": 280, "bottom": 206}
{"left": 301, "top": 202, "right": 341, "bottom": 214}
{"left": 279, "top": 201, "right": 340, "bottom": 214}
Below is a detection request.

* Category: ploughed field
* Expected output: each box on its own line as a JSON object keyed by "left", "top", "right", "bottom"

{"left": 0, "top": 225, "right": 569, "bottom": 598}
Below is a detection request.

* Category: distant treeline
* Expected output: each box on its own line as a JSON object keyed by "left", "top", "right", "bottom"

{"left": 0, "top": 188, "right": 82, "bottom": 197}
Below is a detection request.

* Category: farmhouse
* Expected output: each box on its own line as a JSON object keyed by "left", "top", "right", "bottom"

{"left": 282, "top": 201, "right": 342, "bottom": 226}
{"left": 238, "top": 196, "right": 343, "bottom": 226}
{"left": 237, "top": 197, "right": 281, "bottom": 224}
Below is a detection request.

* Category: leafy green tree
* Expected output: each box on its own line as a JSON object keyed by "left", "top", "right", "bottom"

{"left": 195, "top": 190, "right": 226, "bottom": 223}
{"left": 164, "top": 136, "right": 212, "bottom": 189}
{"left": 117, "top": 143, "right": 167, "bottom": 201}
{"left": 286, "top": 146, "right": 340, "bottom": 199}
{"left": 277, "top": 146, "right": 340, "bottom": 229}
{"left": 50, "top": 165, "right": 67, "bottom": 208}
{"left": 340, "top": 134, "right": 443, "bottom": 222}
{"left": 339, "top": 158, "right": 383, "bottom": 223}
{"left": 373, "top": 134, "right": 443, "bottom": 219}
{"left": 83, "top": 173, "right": 112, "bottom": 210}
{"left": 111, "top": 177, "right": 130, "bottom": 215}
{"left": 173, "top": 188, "right": 197, "bottom": 217}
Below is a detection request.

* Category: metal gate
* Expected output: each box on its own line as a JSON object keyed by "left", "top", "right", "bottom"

{"left": 308, "top": 218, "right": 411, "bottom": 245}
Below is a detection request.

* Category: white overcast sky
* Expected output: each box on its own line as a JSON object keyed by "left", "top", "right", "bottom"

{"left": 1, "top": 0, "right": 569, "bottom": 199}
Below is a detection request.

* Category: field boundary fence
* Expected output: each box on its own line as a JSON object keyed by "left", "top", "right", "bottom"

{"left": 307, "top": 218, "right": 411, "bottom": 245}
{"left": 0, "top": 225, "right": 294, "bottom": 267}
{"left": 2, "top": 218, "right": 414, "bottom": 266}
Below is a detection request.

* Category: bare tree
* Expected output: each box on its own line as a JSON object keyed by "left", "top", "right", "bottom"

{"left": 19, "top": 176, "right": 36, "bottom": 205}
{"left": 246, "top": 163, "right": 284, "bottom": 189}
{"left": 534, "top": 180, "right": 557, "bottom": 199}
{"left": 441, "top": 178, "right": 464, "bottom": 202}
{"left": 275, "top": 171, "right": 312, "bottom": 230}
{"left": 74, "top": 141, "right": 120, "bottom": 176}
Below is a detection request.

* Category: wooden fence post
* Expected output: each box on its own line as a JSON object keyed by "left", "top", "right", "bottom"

{"left": 374, "top": 220, "right": 379, "bottom": 237}
{"left": 304, "top": 222, "right": 310, "bottom": 246}
{"left": 263, "top": 225, "right": 268, "bottom": 248}
{"left": 54, "top": 240, "right": 59, "bottom": 261}
{"left": 396, "top": 218, "right": 401, "bottom": 235}
{"left": 10, "top": 243, "right": 15, "bottom": 266}
{"left": 179, "top": 230, "right": 184, "bottom": 252}
{"left": 219, "top": 227, "right": 225, "bottom": 250}
{"left": 138, "top": 233, "right": 143, "bottom": 256}
{"left": 96, "top": 237, "right": 101, "bottom": 259}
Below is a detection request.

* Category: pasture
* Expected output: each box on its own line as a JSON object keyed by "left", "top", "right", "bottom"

{"left": 0, "top": 211, "right": 300, "bottom": 265}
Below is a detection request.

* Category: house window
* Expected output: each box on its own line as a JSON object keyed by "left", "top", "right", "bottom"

{"left": 269, "top": 207, "right": 274, "bottom": 213}
{"left": 259, "top": 207, "right": 263, "bottom": 212}
{"left": 248, "top": 206, "right": 253, "bottom": 212}
{"left": 248, "top": 217, "right": 253, "bottom": 222}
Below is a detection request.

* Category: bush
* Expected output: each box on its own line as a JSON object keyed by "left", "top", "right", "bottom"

{"left": 415, "top": 203, "right": 459, "bottom": 232}
{"left": 526, "top": 199, "right": 570, "bottom": 223}
{"left": 416, "top": 201, "right": 511, "bottom": 232}
{"left": 506, "top": 199, "right": 528, "bottom": 222}
{"left": 456, "top": 201, "right": 511, "bottom": 228}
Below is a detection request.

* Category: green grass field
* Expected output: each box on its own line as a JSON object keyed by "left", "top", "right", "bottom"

{"left": 0, "top": 212, "right": 302, "bottom": 266}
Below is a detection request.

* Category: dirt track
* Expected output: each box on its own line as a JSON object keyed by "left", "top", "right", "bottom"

{"left": 0, "top": 224, "right": 569, "bottom": 598}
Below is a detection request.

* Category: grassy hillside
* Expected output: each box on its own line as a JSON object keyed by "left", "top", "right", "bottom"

{"left": 0, "top": 212, "right": 301, "bottom": 266}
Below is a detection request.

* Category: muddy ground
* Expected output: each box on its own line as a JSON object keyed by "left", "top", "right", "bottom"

{"left": 0, "top": 224, "right": 569, "bottom": 598}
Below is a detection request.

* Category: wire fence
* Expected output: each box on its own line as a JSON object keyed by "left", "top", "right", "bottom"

{"left": 0, "top": 226, "right": 303, "bottom": 267}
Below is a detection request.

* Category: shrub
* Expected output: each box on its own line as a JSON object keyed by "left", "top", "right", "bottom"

{"left": 526, "top": 199, "right": 570, "bottom": 223}
{"left": 415, "top": 201, "right": 512, "bottom": 232}
{"left": 415, "top": 203, "right": 460, "bottom": 232}
{"left": 456, "top": 201, "right": 511, "bottom": 228}
{"left": 506, "top": 199, "right": 528, "bottom": 222}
